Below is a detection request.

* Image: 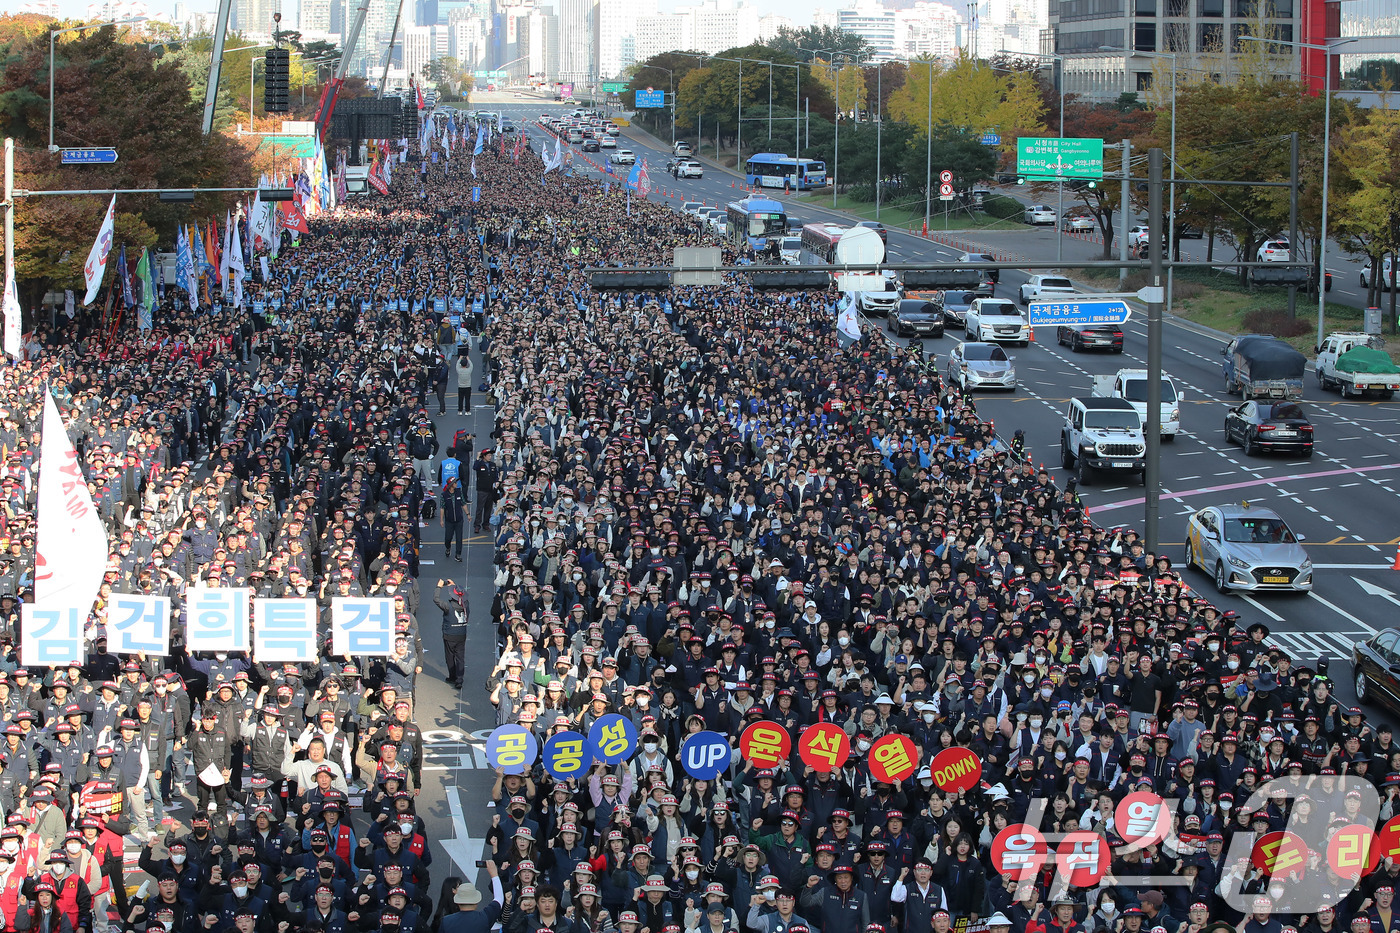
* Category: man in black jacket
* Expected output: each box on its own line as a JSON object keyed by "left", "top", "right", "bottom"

{"left": 435, "top": 581, "right": 470, "bottom": 689}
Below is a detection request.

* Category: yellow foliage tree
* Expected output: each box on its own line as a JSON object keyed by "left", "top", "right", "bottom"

{"left": 885, "top": 51, "right": 1045, "bottom": 153}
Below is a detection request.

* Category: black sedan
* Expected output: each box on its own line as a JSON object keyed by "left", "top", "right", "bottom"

{"left": 855, "top": 221, "right": 888, "bottom": 245}
{"left": 582, "top": 139, "right": 601, "bottom": 152}
{"left": 939, "top": 291, "right": 976, "bottom": 327}
{"left": 959, "top": 252, "right": 999, "bottom": 284}
{"left": 891, "top": 299, "right": 945, "bottom": 337}
{"left": 1057, "top": 323, "right": 1124, "bottom": 352}
{"left": 1224, "top": 400, "right": 1314, "bottom": 456}
{"left": 1354, "top": 629, "right": 1400, "bottom": 716}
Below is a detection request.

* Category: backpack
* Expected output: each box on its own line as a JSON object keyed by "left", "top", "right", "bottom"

{"left": 421, "top": 499, "right": 437, "bottom": 521}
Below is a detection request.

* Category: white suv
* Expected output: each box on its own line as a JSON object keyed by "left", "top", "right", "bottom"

{"left": 1257, "top": 239, "right": 1291, "bottom": 262}
{"left": 676, "top": 161, "right": 703, "bottom": 178}
{"left": 612, "top": 149, "right": 636, "bottom": 165}
{"left": 965, "top": 298, "right": 1030, "bottom": 345}
{"left": 1024, "top": 204, "right": 1056, "bottom": 225}
{"left": 1361, "top": 256, "right": 1395, "bottom": 290}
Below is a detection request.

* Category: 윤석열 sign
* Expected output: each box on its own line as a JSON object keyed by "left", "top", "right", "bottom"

{"left": 1016, "top": 137, "right": 1104, "bottom": 180}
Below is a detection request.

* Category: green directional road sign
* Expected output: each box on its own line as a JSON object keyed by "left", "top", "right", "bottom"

{"left": 1016, "top": 137, "right": 1104, "bottom": 180}
{"left": 601, "top": 82, "right": 627, "bottom": 93}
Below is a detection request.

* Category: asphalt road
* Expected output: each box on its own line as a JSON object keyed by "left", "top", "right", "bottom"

{"left": 415, "top": 103, "right": 1400, "bottom": 879}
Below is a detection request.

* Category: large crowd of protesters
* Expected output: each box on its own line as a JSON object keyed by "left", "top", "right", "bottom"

{"left": 0, "top": 98, "right": 1385, "bottom": 933}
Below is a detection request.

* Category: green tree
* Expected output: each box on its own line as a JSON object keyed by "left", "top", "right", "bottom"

{"left": 1060, "top": 100, "right": 1157, "bottom": 258}
{"left": 886, "top": 52, "right": 1046, "bottom": 154}
{"left": 897, "top": 122, "right": 996, "bottom": 203}
{"left": 0, "top": 25, "right": 254, "bottom": 304}
{"left": 768, "top": 25, "right": 870, "bottom": 63}
{"left": 1332, "top": 102, "right": 1400, "bottom": 325}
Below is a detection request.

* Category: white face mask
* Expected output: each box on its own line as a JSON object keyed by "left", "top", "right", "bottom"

{"left": 1023, "top": 674, "right": 1035, "bottom": 685}
{"left": 637, "top": 697, "right": 650, "bottom": 708}
{"left": 729, "top": 573, "right": 738, "bottom": 582}
{"left": 922, "top": 713, "right": 935, "bottom": 724}
{"left": 1227, "top": 660, "right": 1239, "bottom": 671}
{"left": 171, "top": 854, "right": 186, "bottom": 865}
{"left": 857, "top": 740, "right": 871, "bottom": 752}
{"left": 685, "top": 869, "right": 700, "bottom": 881}
{"left": 1040, "top": 687, "right": 1053, "bottom": 699}
{"left": 1054, "top": 750, "right": 1067, "bottom": 761}
{"left": 838, "top": 637, "right": 850, "bottom": 647}
{"left": 1029, "top": 719, "right": 1043, "bottom": 730}
{"left": 643, "top": 741, "right": 658, "bottom": 752}
{"left": 1208, "top": 642, "right": 1220, "bottom": 652}
{"left": 50, "top": 863, "right": 66, "bottom": 876}
{"left": 233, "top": 886, "right": 248, "bottom": 899}
{"left": 764, "top": 892, "right": 776, "bottom": 903}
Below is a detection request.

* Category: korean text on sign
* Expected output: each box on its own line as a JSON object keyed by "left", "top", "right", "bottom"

{"left": 185, "top": 587, "right": 250, "bottom": 652}
{"left": 254, "top": 598, "right": 318, "bottom": 662}
{"left": 22, "top": 605, "right": 84, "bottom": 666}
{"left": 108, "top": 594, "right": 170, "bottom": 655}
{"left": 331, "top": 597, "right": 396, "bottom": 657}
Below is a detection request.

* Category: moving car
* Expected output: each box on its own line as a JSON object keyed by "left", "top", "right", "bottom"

{"left": 940, "top": 291, "right": 976, "bottom": 327}
{"left": 1019, "top": 275, "right": 1075, "bottom": 305}
{"left": 1353, "top": 630, "right": 1400, "bottom": 714}
{"left": 1223, "top": 401, "right": 1314, "bottom": 457}
{"left": 779, "top": 236, "right": 802, "bottom": 264}
{"left": 612, "top": 150, "right": 637, "bottom": 165}
{"left": 855, "top": 221, "right": 888, "bottom": 245}
{"left": 599, "top": 136, "right": 616, "bottom": 149}
{"left": 1060, "top": 397, "right": 1146, "bottom": 484}
{"left": 958, "top": 252, "right": 999, "bottom": 284}
{"left": 674, "top": 141, "right": 693, "bottom": 156}
{"left": 676, "top": 161, "right": 703, "bottom": 179}
{"left": 1093, "top": 369, "right": 1183, "bottom": 438}
{"left": 1057, "top": 323, "right": 1124, "bottom": 353}
{"left": 681, "top": 201, "right": 705, "bottom": 216}
{"left": 891, "top": 299, "right": 945, "bottom": 337}
{"left": 1361, "top": 256, "right": 1395, "bottom": 291}
{"left": 1256, "top": 239, "right": 1291, "bottom": 262}
{"left": 856, "top": 289, "right": 899, "bottom": 316}
{"left": 1062, "top": 213, "right": 1095, "bottom": 232}
{"left": 947, "top": 342, "right": 1015, "bottom": 391}
{"left": 1315, "top": 332, "right": 1400, "bottom": 398}
{"left": 1184, "top": 503, "right": 1313, "bottom": 593}
{"left": 965, "top": 298, "right": 1029, "bottom": 345}
{"left": 1024, "top": 204, "right": 1056, "bottom": 226}
{"left": 582, "top": 139, "right": 600, "bottom": 152}
{"left": 1222, "top": 335, "right": 1306, "bottom": 400}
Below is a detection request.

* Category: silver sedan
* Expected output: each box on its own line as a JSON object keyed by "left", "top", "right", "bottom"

{"left": 1185, "top": 503, "right": 1313, "bottom": 593}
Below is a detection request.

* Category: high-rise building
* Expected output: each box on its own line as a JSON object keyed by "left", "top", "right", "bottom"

{"left": 635, "top": 12, "right": 693, "bottom": 61}
{"left": 1051, "top": 0, "right": 1302, "bottom": 101}
{"left": 300, "top": 0, "right": 334, "bottom": 34}
{"left": 838, "top": 0, "right": 898, "bottom": 58}
{"left": 597, "top": 0, "right": 656, "bottom": 78}
{"left": 233, "top": 0, "right": 281, "bottom": 38}
{"left": 967, "top": 0, "right": 1046, "bottom": 57}
{"left": 893, "top": 1, "right": 964, "bottom": 58}
{"left": 558, "top": 0, "right": 599, "bottom": 83}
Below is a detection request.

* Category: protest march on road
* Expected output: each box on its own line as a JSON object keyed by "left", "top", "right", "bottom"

{"left": 0, "top": 99, "right": 1390, "bottom": 933}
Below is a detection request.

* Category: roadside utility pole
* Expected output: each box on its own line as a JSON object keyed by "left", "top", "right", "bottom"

{"left": 1145, "top": 147, "right": 1164, "bottom": 550}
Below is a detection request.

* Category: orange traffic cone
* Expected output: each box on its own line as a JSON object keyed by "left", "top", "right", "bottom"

{"left": 921, "top": 219, "right": 928, "bottom": 237}
{"left": 1392, "top": 544, "right": 1400, "bottom": 571}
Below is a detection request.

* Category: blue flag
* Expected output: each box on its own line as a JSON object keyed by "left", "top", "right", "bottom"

{"left": 118, "top": 244, "right": 134, "bottom": 308}
{"left": 191, "top": 223, "right": 213, "bottom": 274}
{"left": 473, "top": 125, "right": 486, "bottom": 156}
{"left": 626, "top": 162, "right": 641, "bottom": 192}
{"left": 175, "top": 225, "right": 198, "bottom": 310}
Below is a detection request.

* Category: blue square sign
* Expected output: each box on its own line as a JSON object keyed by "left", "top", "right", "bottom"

{"left": 635, "top": 89, "right": 665, "bottom": 108}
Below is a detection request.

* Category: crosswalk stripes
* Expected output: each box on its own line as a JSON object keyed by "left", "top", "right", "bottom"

{"left": 1267, "top": 629, "right": 1354, "bottom": 662}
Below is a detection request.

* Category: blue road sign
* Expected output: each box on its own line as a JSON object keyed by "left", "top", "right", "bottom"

{"left": 60, "top": 148, "right": 118, "bottom": 165}
{"left": 635, "top": 89, "right": 666, "bottom": 108}
{"left": 979, "top": 133, "right": 1001, "bottom": 146}
{"left": 1028, "top": 299, "right": 1131, "bottom": 327}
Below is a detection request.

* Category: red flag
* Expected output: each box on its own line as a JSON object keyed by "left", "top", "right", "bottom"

{"left": 282, "top": 204, "right": 310, "bottom": 234}
{"left": 416, "top": 83, "right": 424, "bottom": 111}
{"left": 367, "top": 160, "right": 390, "bottom": 195}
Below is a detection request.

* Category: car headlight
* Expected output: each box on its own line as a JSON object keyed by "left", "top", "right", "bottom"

{"left": 1300, "top": 557, "right": 1312, "bottom": 570}
{"left": 1170, "top": 408, "right": 1180, "bottom": 421}
{"left": 1228, "top": 555, "right": 1251, "bottom": 569}
{"left": 1083, "top": 442, "right": 1097, "bottom": 455}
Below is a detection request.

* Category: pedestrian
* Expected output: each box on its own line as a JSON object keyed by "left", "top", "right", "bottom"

{"left": 472, "top": 448, "right": 498, "bottom": 534}
{"left": 440, "top": 476, "right": 466, "bottom": 560}
{"left": 456, "top": 351, "right": 475, "bottom": 414}
{"left": 434, "top": 354, "right": 451, "bottom": 415}
{"left": 435, "top": 580, "right": 470, "bottom": 690}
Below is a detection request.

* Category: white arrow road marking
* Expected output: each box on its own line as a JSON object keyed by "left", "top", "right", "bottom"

{"left": 441, "top": 785, "right": 485, "bottom": 875}
{"left": 1355, "top": 576, "right": 1400, "bottom": 611}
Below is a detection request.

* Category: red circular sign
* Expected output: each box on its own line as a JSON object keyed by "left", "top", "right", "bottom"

{"left": 1114, "top": 791, "right": 1169, "bottom": 848}
{"left": 867, "top": 735, "right": 919, "bottom": 783}
{"left": 928, "top": 746, "right": 982, "bottom": 793}
{"left": 1327, "top": 825, "right": 1379, "bottom": 880}
{"left": 797, "top": 723, "right": 850, "bottom": 773}
{"left": 990, "top": 824, "right": 1048, "bottom": 881}
{"left": 1376, "top": 816, "right": 1400, "bottom": 862}
{"left": 1055, "top": 832, "right": 1111, "bottom": 887}
{"left": 1251, "top": 831, "right": 1308, "bottom": 879}
{"left": 739, "top": 721, "right": 792, "bottom": 768}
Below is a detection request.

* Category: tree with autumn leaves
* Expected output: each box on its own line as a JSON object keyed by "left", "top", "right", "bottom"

{"left": 0, "top": 17, "right": 255, "bottom": 308}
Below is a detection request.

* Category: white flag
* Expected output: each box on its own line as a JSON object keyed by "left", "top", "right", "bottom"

{"left": 81, "top": 195, "right": 116, "bottom": 306}
{"left": 35, "top": 389, "right": 107, "bottom": 621}
{"left": 2, "top": 252, "right": 20, "bottom": 360}
{"left": 219, "top": 209, "right": 233, "bottom": 295}
{"left": 836, "top": 295, "right": 861, "bottom": 344}
{"left": 64, "top": 290, "right": 74, "bottom": 319}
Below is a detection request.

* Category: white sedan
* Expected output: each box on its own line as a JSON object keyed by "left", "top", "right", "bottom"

{"left": 612, "top": 150, "right": 636, "bottom": 165}
{"left": 599, "top": 136, "right": 617, "bottom": 149}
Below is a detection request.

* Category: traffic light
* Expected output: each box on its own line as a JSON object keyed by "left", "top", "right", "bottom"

{"left": 264, "top": 48, "right": 290, "bottom": 113}
{"left": 589, "top": 272, "right": 672, "bottom": 291}
{"left": 749, "top": 270, "right": 831, "bottom": 290}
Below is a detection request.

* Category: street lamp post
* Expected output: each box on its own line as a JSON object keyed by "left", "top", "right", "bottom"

{"left": 49, "top": 18, "right": 146, "bottom": 152}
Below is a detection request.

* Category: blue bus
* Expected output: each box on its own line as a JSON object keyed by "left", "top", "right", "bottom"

{"left": 744, "top": 153, "right": 828, "bottom": 190}
{"left": 726, "top": 196, "right": 788, "bottom": 251}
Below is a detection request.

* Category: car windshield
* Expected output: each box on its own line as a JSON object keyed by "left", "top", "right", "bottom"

{"left": 1120, "top": 379, "right": 1178, "bottom": 403}
{"left": 982, "top": 302, "right": 1021, "bottom": 318}
{"left": 1084, "top": 410, "right": 1141, "bottom": 430}
{"left": 963, "top": 345, "right": 1008, "bottom": 362}
{"left": 1222, "top": 517, "right": 1297, "bottom": 544}
{"left": 899, "top": 301, "right": 937, "bottom": 315}
{"left": 1264, "top": 403, "right": 1305, "bottom": 421}
{"left": 1041, "top": 278, "right": 1073, "bottom": 289}
{"left": 781, "top": 237, "right": 801, "bottom": 251}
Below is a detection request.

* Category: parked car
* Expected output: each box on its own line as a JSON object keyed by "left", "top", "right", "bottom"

{"left": 1223, "top": 400, "right": 1314, "bottom": 457}
{"left": 891, "top": 299, "right": 945, "bottom": 337}
{"left": 1024, "top": 204, "right": 1056, "bottom": 225}
{"left": 1057, "top": 324, "right": 1124, "bottom": 352}
{"left": 1184, "top": 503, "right": 1313, "bottom": 593}
{"left": 681, "top": 201, "right": 705, "bottom": 216}
{"left": 1361, "top": 256, "right": 1395, "bottom": 290}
